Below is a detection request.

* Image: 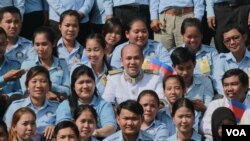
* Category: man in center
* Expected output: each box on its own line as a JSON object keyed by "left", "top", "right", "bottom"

{"left": 102, "top": 43, "right": 164, "bottom": 104}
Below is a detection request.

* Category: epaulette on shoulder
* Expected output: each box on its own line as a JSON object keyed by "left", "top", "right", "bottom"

{"left": 108, "top": 69, "right": 123, "bottom": 75}
{"left": 144, "top": 69, "right": 159, "bottom": 74}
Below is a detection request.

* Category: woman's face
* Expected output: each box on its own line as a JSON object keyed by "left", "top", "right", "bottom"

{"left": 74, "top": 74, "right": 95, "bottom": 102}
{"left": 55, "top": 127, "right": 78, "bottom": 141}
{"left": 139, "top": 95, "right": 159, "bottom": 124}
{"left": 34, "top": 33, "right": 54, "bottom": 60}
{"left": 182, "top": 26, "right": 202, "bottom": 52}
{"left": 105, "top": 26, "right": 122, "bottom": 47}
{"left": 59, "top": 15, "right": 79, "bottom": 41}
{"left": 164, "top": 78, "right": 184, "bottom": 105}
{"left": 85, "top": 39, "right": 105, "bottom": 66}
{"left": 173, "top": 107, "right": 195, "bottom": 134}
{"left": 28, "top": 73, "right": 50, "bottom": 100}
{"left": 75, "top": 110, "right": 96, "bottom": 139}
{"left": 125, "top": 20, "right": 149, "bottom": 48}
{"left": 14, "top": 113, "right": 36, "bottom": 141}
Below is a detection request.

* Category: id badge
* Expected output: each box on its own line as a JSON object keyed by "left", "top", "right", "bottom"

{"left": 199, "top": 56, "right": 211, "bottom": 74}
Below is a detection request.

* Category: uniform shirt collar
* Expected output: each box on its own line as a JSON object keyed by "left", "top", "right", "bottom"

{"left": 77, "top": 95, "right": 99, "bottom": 106}
{"left": 23, "top": 97, "right": 52, "bottom": 108}
{"left": 225, "top": 49, "right": 250, "bottom": 61}
{"left": 123, "top": 70, "right": 143, "bottom": 84}
{"left": 57, "top": 38, "right": 81, "bottom": 50}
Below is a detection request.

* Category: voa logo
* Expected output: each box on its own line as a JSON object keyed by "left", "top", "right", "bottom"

{"left": 226, "top": 129, "right": 247, "bottom": 136}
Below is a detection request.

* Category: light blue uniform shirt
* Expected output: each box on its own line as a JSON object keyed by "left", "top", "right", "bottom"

{"left": 185, "top": 75, "right": 213, "bottom": 106}
{"left": 0, "top": 57, "right": 22, "bottom": 96}
{"left": 150, "top": 0, "right": 204, "bottom": 20}
{"left": 110, "top": 39, "right": 172, "bottom": 69}
{"left": 213, "top": 49, "right": 250, "bottom": 95}
{"left": 205, "top": 0, "right": 229, "bottom": 17}
{"left": 24, "top": 0, "right": 49, "bottom": 13}
{"left": 166, "top": 129, "right": 202, "bottom": 141}
{"left": 57, "top": 38, "right": 84, "bottom": 71}
{"left": 20, "top": 56, "right": 70, "bottom": 96}
{"left": 0, "top": 0, "right": 25, "bottom": 16}
{"left": 90, "top": 0, "right": 106, "bottom": 24}
{"left": 5, "top": 36, "right": 36, "bottom": 64}
{"left": 46, "top": 0, "right": 94, "bottom": 23}
{"left": 104, "top": 0, "right": 149, "bottom": 16}
{"left": 103, "top": 130, "right": 154, "bottom": 141}
{"left": 4, "top": 97, "right": 59, "bottom": 134}
{"left": 157, "top": 107, "right": 176, "bottom": 136}
{"left": 71, "top": 62, "right": 108, "bottom": 96}
{"left": 56, "top": 95, "right": 117, "bottom": 129}
{"left": 143, "top": 120, "right": 169, "bottom": 140}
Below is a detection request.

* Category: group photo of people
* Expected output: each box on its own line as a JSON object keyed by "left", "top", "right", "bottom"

{"left": 0, "top": 0, "right": 250, "bottom": 141}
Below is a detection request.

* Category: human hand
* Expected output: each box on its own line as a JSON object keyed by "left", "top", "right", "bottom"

{"left": 44, "top": 125, "right": 55, "bottom": 140}
{"left": 207, "top": 16, "right": 216, "bottom": 30}
{"left": 150, "top": 19, "right": 162, "bottom": 33}
{"left": 3, "top": 69, "right": 25, "bottom": 82}
{"left": 192, "top": 99, "right": 207, "bottom": 112}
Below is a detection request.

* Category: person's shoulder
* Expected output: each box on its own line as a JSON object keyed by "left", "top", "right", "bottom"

{"left": 103, "top": 131, "right": 121, "bottom": 141}
{"left": 108, "top": 69, "right": 123, "bottom": 76}
{"left": 139, "top": 130, "right": 154, "bottom": 140}
{"left": 47, "top": 99, "right": 60, "bottom": 106}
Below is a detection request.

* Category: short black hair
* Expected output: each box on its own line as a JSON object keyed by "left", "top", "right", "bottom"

{"left": 222, "top": 68, "right": 249, "bottom": 89}
{"left": 53, "top": 121, "right": 79, "bottom": 139}
{"left": 171, "top": 47, "right": 196, "bottom": 66}
{"left": 222, "top": 24, "right": 246, "bottom": 36}
{"left": 0, "top": 6, "right": 22, "bottom": 21}
{"left": 163, "top": 75, "right": 185, "bottom": 91}
{"left": 117, "top": 100, "right": 143, "bottom": 116}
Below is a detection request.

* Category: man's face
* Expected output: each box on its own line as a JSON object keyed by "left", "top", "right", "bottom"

{"left": 117, "top": 109, "right": 143, "bottom": 136}
{"left": 121, "top": 45, "right": 144, "bottom": 77}
{"left": 0, "top": 12, "right": 22, "bottom": 38}
{"left": 173, "top": 60, "right": 195, "bottom": 83}
{"left": 223, "top": 29, "right": 247, "bottom": 54}
{"left": 223, "top": 75, "right": 247, "bottom": 102}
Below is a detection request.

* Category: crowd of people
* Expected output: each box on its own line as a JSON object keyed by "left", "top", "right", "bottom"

{"left": 0, "top": 0, "right": 250, "bottom": 141}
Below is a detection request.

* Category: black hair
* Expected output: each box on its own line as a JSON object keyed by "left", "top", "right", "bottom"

{"left": 222, "top": 24, "right": 246, "bottom": 36}
{"left": 125, "top": 17, "right": 148, "bottom": 33}
{"left": 25, "top": 65, "right": 51, "bottom": 89}
{"left": 0, "top": 6, "right": 22, "bottom": 21}
{"left": 171, "top": 47, "right": 196, "bottom": 66}
{"left": 0, "top": 27, "right": 7, "bottom": 38}
{"left": 103, "top": 17, "right": 122, "bottom": 37}
{"left": 33, "top": 26, "right": 58, "bottom": 57}
{"left": 181, "top": 17, "right": 203, "bottom": 35}
{"left": 163, "top": 75, "right": 185, "bottom": 90}
{"left": 69, "top": 65, "right": 98, "bottom": 114}
{"left": 117, "top": 100, "right": 144, "bottom": 116}
{"left": 222, "top": 68, "right": 249, "bottom": 90}
{"left": 59, "top": 10, "right": 80, "bottom": 25}
{"left": 53, "top": 121, "right": 79, "bottom": 139}
{"left": 171, "top": 98, "right": 195, "bottom": 117}
{"left": 0, "top": 119, "right": 7, "bottom": 136}
{"left": 137, "top": 90, "right": 160, "bottom": 106}
{"left": 73, "top": 104, "right": 98, "bottom": 124}
{"left": 85, "top": 33, "right": 112, "bottom": 70}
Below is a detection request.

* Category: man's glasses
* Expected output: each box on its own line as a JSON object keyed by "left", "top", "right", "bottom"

{"left": 223, "top": 35, "right": 241, "bottom": 45}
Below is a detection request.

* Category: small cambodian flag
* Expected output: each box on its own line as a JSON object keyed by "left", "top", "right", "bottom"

{"left": 229, "top": 100, "right": 247, "bottom": 123}
{"left": 142, "top": 58, "right": 174, "bottom": 77}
